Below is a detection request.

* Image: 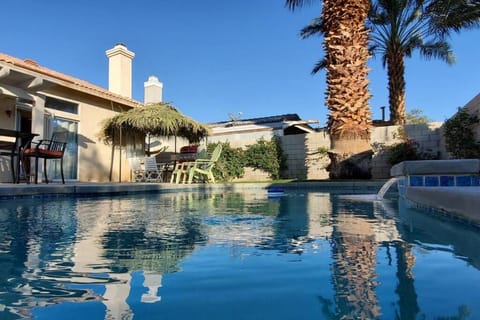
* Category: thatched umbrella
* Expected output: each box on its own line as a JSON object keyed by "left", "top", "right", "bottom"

{"left": 100, "top": 102, "right": 209, "bottom": 182}
{"left": 101, "top": 102, "right": 209, "bottom": 143}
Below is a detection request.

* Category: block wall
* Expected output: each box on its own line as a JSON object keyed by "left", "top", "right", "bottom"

{"left": 212, "top": 123, "right": 445, "bottom": 181}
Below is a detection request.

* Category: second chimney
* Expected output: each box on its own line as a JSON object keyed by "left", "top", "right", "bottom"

{"left": 144, "top": 76, "right": 163, "bottom": 104}
{"left": 106, "top": 43, "right": 135, "bottom": 98}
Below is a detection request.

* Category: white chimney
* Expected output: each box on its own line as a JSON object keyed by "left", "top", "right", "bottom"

{"left": 144, "top": 76, "right": 163, "bottom": 104}
{"left": 105, "top": 43, "right": 135, "bottom": 98}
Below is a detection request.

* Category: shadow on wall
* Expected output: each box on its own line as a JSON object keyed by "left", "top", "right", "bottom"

{"left": 279, "top": 130, "right": 332, "bottom": 180}
{"left": 280, "top": 134, "right": 308, "bottom": 180}
{"left": 79, "top": 133, "right": 117, "bottom": 182}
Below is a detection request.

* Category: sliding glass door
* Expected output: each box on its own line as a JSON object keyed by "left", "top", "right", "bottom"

{"left": 48, "top": 118, "right": 78, "bottom": 181}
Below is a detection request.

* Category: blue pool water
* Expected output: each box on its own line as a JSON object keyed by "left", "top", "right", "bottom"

{"left": 0, "top": 189, "right": 479, "bottom": 319}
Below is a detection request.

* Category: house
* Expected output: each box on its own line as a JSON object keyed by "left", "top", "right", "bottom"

{"left": 208, "top": 114, "right": 323, "bottom": 180}
{"left": 208, "top": 113, "right": 319, "bottom": 148}
{"left": 0, "top": 44, "right": 163, "bottom": 183}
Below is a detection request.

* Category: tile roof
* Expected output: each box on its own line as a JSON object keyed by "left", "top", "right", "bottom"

{"left": 0, "top": 52, "right": 142, "bottom": 107}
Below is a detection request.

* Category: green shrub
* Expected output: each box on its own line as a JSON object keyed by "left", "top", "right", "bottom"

{"left": 209, "top": 142, "right": 245, "bottom": 182}
{"left": 208, "top": 137, "right": 286, "bottom": 182}
{"left": 385, "top": 139, "right": 423, "bottom": 165}
{"left": 443, "top": 108, "right": 480, "bottom": 159}
{"left": 244, "top": 137, "right": 285, "bottom": 179}
{"left": 385, "top": 126, "right": 438, "bottom": 165}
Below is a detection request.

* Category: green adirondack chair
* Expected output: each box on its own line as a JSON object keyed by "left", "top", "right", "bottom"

{"left": 187, "top": 144, "right": 222, "bottom": 184}
{"left": 170, "top": 149, "right": 208, "bottom": 183}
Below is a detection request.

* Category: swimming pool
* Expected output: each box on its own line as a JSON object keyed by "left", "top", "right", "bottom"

{"left": 0, "top": 189, "right": 479, "bottom": 319}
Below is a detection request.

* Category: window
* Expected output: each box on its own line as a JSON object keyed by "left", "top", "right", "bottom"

{"left": 45, "top": 96, "right": 78, "bottom": 114}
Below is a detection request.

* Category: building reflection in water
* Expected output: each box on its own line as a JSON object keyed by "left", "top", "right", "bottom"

{"left": 0, "top": 193, "right": 208, "bottom": 319}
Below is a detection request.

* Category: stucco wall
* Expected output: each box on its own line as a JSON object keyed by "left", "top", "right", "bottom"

{"left": 78, "top": 99, "right": 124, "bottom": 182}
{"left": 39, "top": 88, "right": 135, "bottom": 183}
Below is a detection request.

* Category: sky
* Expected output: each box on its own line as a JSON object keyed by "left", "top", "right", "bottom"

{"left": 2, "top": 0, "right": 480, "bottom": 126}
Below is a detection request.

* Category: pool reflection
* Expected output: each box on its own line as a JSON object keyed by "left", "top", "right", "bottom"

{"left": 0, "top": 190, "right": 479, "bottom": 319}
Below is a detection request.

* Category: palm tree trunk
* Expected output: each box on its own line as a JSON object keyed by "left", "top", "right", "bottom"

{"left": 323, "top": 0, "right": 373, "bottom": 179}
{"left": 387, "top": 51, "right": 407, "bottom": 125}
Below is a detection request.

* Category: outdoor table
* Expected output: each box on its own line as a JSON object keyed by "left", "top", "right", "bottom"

{"left": 157, "top": 159, "right": 176, "bottom": 182}
{"left": 0, "top": 128, "right": 38, "bottom": 183}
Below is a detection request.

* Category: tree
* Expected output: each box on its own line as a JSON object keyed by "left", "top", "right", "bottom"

{"left": 368, "top": 0, "right": 456, "bottom": 125}
{"left": 406, "top": 108, "right": 431, "bottom": 124}
{"left": 301, "top": 0, "right": 480, "bottom": 125}
{"left": 286, "top": 0, "right": 374, "bottom": 179}
{"left": 443, "top": 108, "right": 480, "bottom": 158}
{"left": 369, "top": 0, "right": 480, "bottom": 125}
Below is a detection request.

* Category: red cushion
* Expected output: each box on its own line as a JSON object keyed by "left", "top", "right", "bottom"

{"left": 24, "top": 148, "right": 63, "bottom": 158}
{"left": 180, "top": 145, "right": 198, "bottom": 153}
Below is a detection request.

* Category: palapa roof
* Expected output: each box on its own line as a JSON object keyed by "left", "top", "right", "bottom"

{"left": 101, "top": 102, "right": 210, "bottom": 143}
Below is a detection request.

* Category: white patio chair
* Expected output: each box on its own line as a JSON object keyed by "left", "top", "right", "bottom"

{"left": 128, "top": 157, "right": 145, "bottom": 182}
{"left": 144, "top": 156, "right": 162, "bottom": 182}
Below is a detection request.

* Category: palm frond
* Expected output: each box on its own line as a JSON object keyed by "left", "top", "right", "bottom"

{"left": 311, "top": 58, "right": 327, "bottom": 75}
{"left": 427, "top": 0, "right": 480, "bottom": 37}
{"left": 300, "top": 17, "right": 324, "bottom": 39}
{"left": 419, "top": 41, "right": 456, "bottom": 64}
{"left": 285, "top": 0, "right": 313, "bottom": 11}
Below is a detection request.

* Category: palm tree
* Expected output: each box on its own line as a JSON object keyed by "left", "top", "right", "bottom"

{"left": 302, "top": 0, "right": 480, "bottom": 125}
{"left": 286, "top": 0, "right": 374, "bottom": 179}
{"left": 368, "top": 0, "right": 456, "bottom": 125}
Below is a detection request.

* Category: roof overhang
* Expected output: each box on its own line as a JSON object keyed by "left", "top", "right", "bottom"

{"left": 0, "top": 61, "right": 140, "bottom": 109}
{"left": 0, "top": 83, "right": 35, "bottom": 102}
{"left": 283, "top": 120, "right": 320, "bottom": 133}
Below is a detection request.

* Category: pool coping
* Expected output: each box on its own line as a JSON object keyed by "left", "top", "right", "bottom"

{"left": 404, "top": 186, "right": 480, "bottom": 226}
{"left": 2, "top": 180, "right": 480, "bottom": 228}
{"left": 0, "top": 180, "right": 386, "bottom": 199}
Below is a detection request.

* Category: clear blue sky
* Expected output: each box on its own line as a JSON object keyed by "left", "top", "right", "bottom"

{"left": 3, "top": 1, "right": 480, "bottom": 126}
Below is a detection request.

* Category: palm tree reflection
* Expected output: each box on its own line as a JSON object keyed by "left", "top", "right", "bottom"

{"left": 327, "top": 198, "right": 381, "bottom": 319}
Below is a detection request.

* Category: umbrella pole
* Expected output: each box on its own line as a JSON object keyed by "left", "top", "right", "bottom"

{"left": 109, "top": 128, "right": 115, "bottom": 182}
{"left": 119, "top": 126, "right": 122, "bottom": 183}
{"left": 147, "top": 133, "right": 151, "bottom": 156}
